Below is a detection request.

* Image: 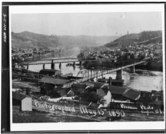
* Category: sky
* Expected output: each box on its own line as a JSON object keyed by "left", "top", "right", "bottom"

{"left": 11, "top": 12, "right": 162, "bottom": 36}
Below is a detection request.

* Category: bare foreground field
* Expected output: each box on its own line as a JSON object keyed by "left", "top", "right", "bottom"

{"left": 13, "top": 106, "right": 164, "bottom": 123}
{"left": 13, "top": 106, "right": 92, "bottom": 123}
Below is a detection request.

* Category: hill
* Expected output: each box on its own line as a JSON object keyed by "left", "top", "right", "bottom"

{"left": 78, "top": 30, "right": 163, "bottom": 71}
{"left": 12, "top": 31, "right": 118, "bottom": 49}
{"left": 12, "top": 31, "right": 60, "bottom": 48}
{"left": 105, "top": 31, "right": 162, "bottom": 48}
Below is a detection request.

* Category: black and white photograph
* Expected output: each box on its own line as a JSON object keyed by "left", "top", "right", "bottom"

{"left": 6, "top": 3, "right": 165, "bottom": 131}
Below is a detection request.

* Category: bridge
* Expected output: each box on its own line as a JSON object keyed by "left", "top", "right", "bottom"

{"left": 62, "top": 60, "right": 147, "bottom": 88}
{"left": 22, "top": 57, "right": 149, "bottom": 88}
{"left": 23, "top": 57, "right": 79, "bottom": 70}
{"left": 43, "top": 57, "right": 78, "bottom": 61}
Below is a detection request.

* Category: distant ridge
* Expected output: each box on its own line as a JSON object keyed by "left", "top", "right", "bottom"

{"left": 12, "top": 31, "right": 118, "bottom": 49}
{"left": 105, "top": 30, "right": 162, "bottom": 49}
{"left": 12, "top": 31, "right": 60, "bottom": 48}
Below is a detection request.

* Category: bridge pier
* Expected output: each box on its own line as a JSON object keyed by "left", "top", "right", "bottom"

{"left": 108, "top": 77, "right": 112, "bottom": 86}
{"left": 73, "top": 62, "right": 76, "bottom": 70}
{"left": 79, "top": 61, "right": 82, "bottom": 66}
{"left": 130, "top": 66, "right": 135, "bottom": 73}
{"left": 116, "top": 70, "right": 122, "bottom": 80}
{"left": 43, "top": 64, "right": 45, "bottom": 69}
{"left": 59, "top": 62, "right": 62, "bottom": 69}
{"left": 51, "top": 60, "right": 55, "bottom": 70}
{"left": 73, "top": 62, "right": 75, "bottom": 67}
{"left": 27, "top": 64, "right": 29, "bottom": 70}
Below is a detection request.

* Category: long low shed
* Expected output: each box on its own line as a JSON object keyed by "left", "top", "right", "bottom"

{"left": 40, "top": 77, "right": 70, "bottom": 86}
{"left": 109, "top": 86, "right": 140, "bottom": 101}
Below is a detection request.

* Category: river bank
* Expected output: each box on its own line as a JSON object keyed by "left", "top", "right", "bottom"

{"left": 135, "top": 61, "right": 163, "bottom": 72}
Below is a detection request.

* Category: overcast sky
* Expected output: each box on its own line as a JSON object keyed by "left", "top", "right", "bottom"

{"left": 11, "top": 12, "right": 162, "bottom": 36}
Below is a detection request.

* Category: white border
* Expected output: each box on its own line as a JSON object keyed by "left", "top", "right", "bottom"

{"left": 10, "top": 4, "right": 164, "bottom": 13}
{"left": 9, "top": 4, "right": 165, "bottom": 131}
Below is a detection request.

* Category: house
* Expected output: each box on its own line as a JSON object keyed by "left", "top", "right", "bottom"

{"left": 71, "top": 83, "right": 87, "bottom": 95}
{"left": 13, "top": 92, "right": 32, "bottom": 111}
{"left": 109, "top": 86, "right": 140, "bottom": 101}
{"left": 85, "top": 81, "right": 104, "bottom": 89}
{"left": 39, "top": 77, "right": 70, "bottom": 97}
{"left": 40, "top": 77, "right": 70, "bottom": 86}
{"left": 97, "top": 88, "right": 106, "bottom": 98}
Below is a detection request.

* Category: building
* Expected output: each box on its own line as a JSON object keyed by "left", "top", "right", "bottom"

{"left": 39, "top": 77, "right": 70, "bottom": 97}
{"left": 109, "top": 86, "right": 140, "bottom": 101}
{"left": 13, "top": 92, "right": 32, "bottom": 111}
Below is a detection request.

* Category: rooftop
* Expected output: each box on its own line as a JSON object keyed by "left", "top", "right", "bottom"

{"left": 13, "top": 92, "right": 29, "bottom": 100}
{"left": 40, "top": 77, "right": 70, "bottom": 85}
{"left": 109, "top": 86, "right": 140, "bottom": 101}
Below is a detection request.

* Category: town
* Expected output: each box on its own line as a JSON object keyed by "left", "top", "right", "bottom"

{"left": 12, "top": 33, "right": 164, "bottom": 122}
{"left": 12, "top": 47, "right": 64, "bottom": 64}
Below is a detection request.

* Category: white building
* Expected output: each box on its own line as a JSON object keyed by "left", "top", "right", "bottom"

{"left": 13, "top": 92, "right": 32, "bottom": 111}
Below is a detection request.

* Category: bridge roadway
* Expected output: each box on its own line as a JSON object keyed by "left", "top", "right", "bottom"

{"left": 23, "top": 58, "right": 79, "bottom": 65}
{"left": 43, "top": 57, "right": 77, "bottom": 60}
{"left": 62, "top": 60, "right": 146, "bottom": 88}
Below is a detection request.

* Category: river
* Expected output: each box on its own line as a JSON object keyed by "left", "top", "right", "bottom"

{"left": 28, "top": 63, "right": 163, "bottom": 92}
